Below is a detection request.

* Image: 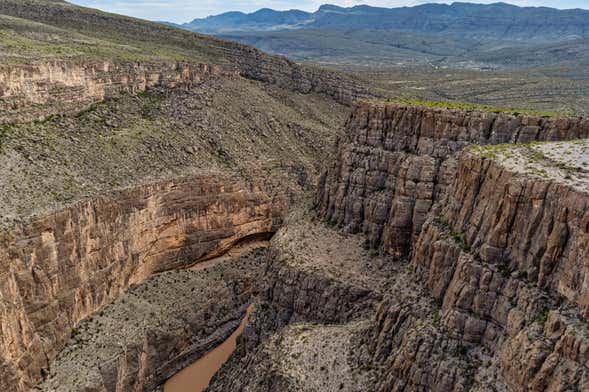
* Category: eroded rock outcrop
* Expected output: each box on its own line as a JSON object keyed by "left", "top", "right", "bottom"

{"left": 207, "top": 215, "right": 398, "bottom": 391}
{"left": 0, "top": 0, "right": 373, "bottom": 125}
{"left": 0, "top": 55, "right": 370, "bottom": 124}
{"left": 197, "top": 104, "right": 589, "bottom": 392}
{"left": 227, "top": 44, "right": 371, "bottom": 106}
{"left": 0, "top": 173, "right": 284, "bottom": 392}
{"left": 409, "top": 144, "right": 589, "bottom": 391}
{"left": 0, "top": 61, "right": 237, "bottom": 123}
{"left": 39, "top": 247, "right": 269, "bottom": 392}
{"left": 316, "top": 102, "right": 589, "bottom": 259}
{"left": 312, "top": 103, "right": 589, "bottom": 392}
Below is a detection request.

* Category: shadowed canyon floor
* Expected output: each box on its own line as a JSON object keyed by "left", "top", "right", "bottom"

{"left": 38, "top": 247, "right": 268, "bottom": 391}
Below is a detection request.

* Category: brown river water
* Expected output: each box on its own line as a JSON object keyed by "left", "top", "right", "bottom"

{"left": 163, "top": 304, "right": 254, "bottom": 392}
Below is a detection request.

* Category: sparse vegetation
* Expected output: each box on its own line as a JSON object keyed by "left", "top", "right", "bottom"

{"left": 0, "top": 2, "right": 230, "bottom": 64}
{"left": 385, "top": 98, "right": 567, "bottom": 117}
{"left": 0, "top": 125, "right": 10, "bottom": 150}
{"left": 70, "top": 328, "right": 81, "bottom": 339}
{"left": 433, "top": 311, "right": 441, "bottom": 328}
{"left": 536, "top": 310, "right": 550, "bottom": 325}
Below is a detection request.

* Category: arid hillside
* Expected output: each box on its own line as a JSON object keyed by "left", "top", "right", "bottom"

{"left": 1, "top": 2, "right": 589, "bottom": 392}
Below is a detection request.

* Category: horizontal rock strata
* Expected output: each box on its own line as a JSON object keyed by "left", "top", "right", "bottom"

{"left": 313, "top": 103, "right": 589, "bottom": 391}
{"left": 0, "top": 173, "right": 284, "bottom": 392}
{"left": 408, "top": 149, "right": 589, "bottom": 391}
{"left": 316, "top": 102, "right": 589, "bottom": 258}
{"left": 0, "top": 61, "right": 237, "bottom": 123}
{"left": 191, "top": 104, "right": 589, "bottom": 392}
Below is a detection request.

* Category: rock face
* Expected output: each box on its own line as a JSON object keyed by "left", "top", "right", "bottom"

{"left": 309, "top": 103, "right": 589, "bottom": 391}
{"left": 406, "top": 149, "right": 589, "bottom": 391}
{"left": 39, "top": 247, "right": 269, "bottom": 392}
{"left": 0, "top": 0, "right": 373, "bottom": 125}
{"left": 0, "top": 173, "right": 284, "bottom": 392}
{"left": 315, "top": 102, "right": 589, "bottom": 258}
{"left": 207, "top": 214, "right": 399, "bottom": 391}
{"left": 0, "top": 61, "right": 237, "bottom": 123}
{"left": 227, "top": 43, "right": 371, "bottom": 105}
{"left": 0, "top": 55, "right": 370, "bottom": 124}
{"left": 0, "top": 4, "right": 368, "bottom": 388}
{"left": 209, "top": 104, "right": 589, "bottom": 392}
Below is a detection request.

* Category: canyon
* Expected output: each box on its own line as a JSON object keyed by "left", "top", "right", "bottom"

{"left": 1, "top": 1, "right": 589, "bottom": 392}
{"left": 209, "top": 104, "right": 589, "bottom": 392}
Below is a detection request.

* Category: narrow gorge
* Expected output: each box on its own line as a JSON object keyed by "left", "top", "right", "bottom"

{"left": 209, "top": 103, "right": 589, "bottom": 392}
{"left": 1, "top": 1, "right": 589, "bottom": 391}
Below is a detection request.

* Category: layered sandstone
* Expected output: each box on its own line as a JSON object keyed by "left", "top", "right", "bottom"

{"left": 309, "top": 103, "right": 589, "bottom": 391}
{"left": 315, "top": 102, "right": 589, "bottom": 258}
{"left": 0, "top": 55, "right": 370, "bottom": 124}
{"left": 209, "top": 105, "right": 589, "bottom": 392}
{"left": 407, "top": 144, "right": 589, "bottom": 391}
{"left": 0, "top": 0, "right": 373, "bottom": 123}
{"left": 0, "top": 61, "right": 236, "bottom": 123}
{"left": 0, "top": 173, "right": 284, "bottom": 392}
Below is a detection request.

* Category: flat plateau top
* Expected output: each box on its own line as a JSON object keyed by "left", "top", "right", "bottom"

{"left": 471, "top": 140, "right": 589, "bottom": 193}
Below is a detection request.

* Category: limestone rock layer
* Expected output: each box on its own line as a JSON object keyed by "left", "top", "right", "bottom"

{"left": 316, "top": 102, "right": 589, "bottom": 258}
{"left": 311, "top": 102, "right": 589, "bottom": 391}
{"left": 0, "top": 173, "right": 284, "bottom": 391}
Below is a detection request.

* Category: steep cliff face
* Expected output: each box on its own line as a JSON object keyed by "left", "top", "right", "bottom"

{"left": 39, "top": 247, "right": 269, "bottom": 392}
{"left": 0, "top": 5, "right": 366, "bottom": 388}
{"left": 0, "top": 55, "right": 370, "bottom": 124}
{"left": 407, "top": 146, "right": 589, "bottom": 391}
{"left": 0, "top": 173, "right": 284, "bottom": 391}
{"left": 0, "top": 0, "right": 372, "bottom": 391}
{"left": 0, "top": 61, "right": 236, "bottom": 123}
{"left": 208, "top": 215, "right": 397, "bottom": 391}
{"left": 315, "top": 102, "right": 589, "bottom": 258}
{"left": 227, "top": 44, "right": 371, "bottom": 105}
{"left": 311, "top": 103, "right": 589, "bottom": 391}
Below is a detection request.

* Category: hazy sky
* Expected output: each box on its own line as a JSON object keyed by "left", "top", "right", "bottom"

{"left": 69, "top": 1, "right": 589, "bottom": 23}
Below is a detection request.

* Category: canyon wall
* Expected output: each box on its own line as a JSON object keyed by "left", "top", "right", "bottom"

{"left": 401, "top": 151, "right": 589, "bottom": 391}
{"left": 0, "top": 173, "right": 285, "bottom": 392}
{"left": 226, "top": 43, "right": 372, "bottom": 106}
{"left": 0, "top": 0, "right": 372, "bottom": 113}
{"left": 0, "top": 5, "right": 369, "bottom": 388}
{"left": 197, "top": 103, "right": 589, "bottom": 392}
{"left": 315, "top": 102, "right": 589, "bottom": 258}
{"left": 39, "top": 249, "right": 268, "bottom": 392}
{"left": 312, "top": 102, "right": 589, "bottom": 391}
{"left": 0, "top": 61, "right": 237, "bottom": 123}
{"left": 366, "top": 152, "right": 589, "bottom": 391}
{"left": 0, "top": 55, "right": 371, "bottom": 124}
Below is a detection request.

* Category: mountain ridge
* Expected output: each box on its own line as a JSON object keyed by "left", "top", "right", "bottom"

{"left": 168, "top": 2, "right": 589, "bottom": 69}
{"left": 179, "top": 2, "right": 589, "bottom": 40}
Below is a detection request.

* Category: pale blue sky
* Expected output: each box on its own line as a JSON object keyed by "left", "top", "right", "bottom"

{"left": 69, "top": 1, "right": 589, "bottom": 23}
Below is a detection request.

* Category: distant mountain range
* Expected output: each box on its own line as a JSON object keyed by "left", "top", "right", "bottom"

{"left": 173, "top": 3, "right": 589, "bottom": 40}
{"left": 165, "top": 2, "right": 589, "bottom": 69}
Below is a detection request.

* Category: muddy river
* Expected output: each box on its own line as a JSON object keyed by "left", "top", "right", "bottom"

{"left": 164, "top": 304, "right": 254, "bottom": 392}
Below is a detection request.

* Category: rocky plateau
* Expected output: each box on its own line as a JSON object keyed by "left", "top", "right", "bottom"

{"left": 1, "top": 1, "right": 589, "bottom": 392}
